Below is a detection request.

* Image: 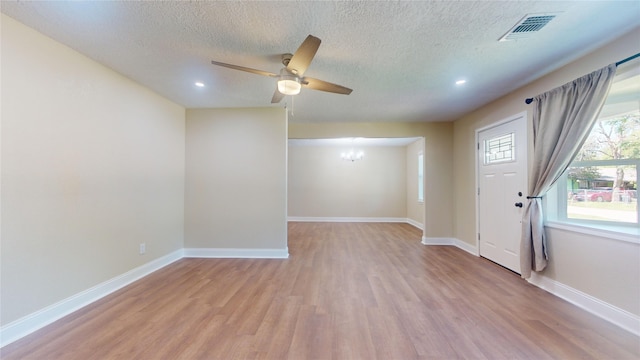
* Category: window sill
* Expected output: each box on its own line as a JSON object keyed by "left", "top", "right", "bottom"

{"left": 545, "top": 221, "right": 640, "bottom": 244}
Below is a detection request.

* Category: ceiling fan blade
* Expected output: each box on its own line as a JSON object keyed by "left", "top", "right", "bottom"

{"left": 211, "top": 60, "right": 278, "bottom": 77}
{"left": 301, "top": 77, "right": 353, "bottom": 95}
{"left": 286, "top": 35, "right": 321, "bottom": 77}
{"left": 271, "top": 87, "right": 285, "bottom": 103}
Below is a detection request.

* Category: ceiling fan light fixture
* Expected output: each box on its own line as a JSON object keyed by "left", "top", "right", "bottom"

{"left": 210, "top": 35, "right": 351, "bottom": 102}
{"left": 278, "top": 69, "right": 301, "bottom": 95}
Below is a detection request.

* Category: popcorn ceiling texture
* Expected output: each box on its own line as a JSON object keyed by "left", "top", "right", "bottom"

{"left": 2, "top": 1, "right": 638, "bottom": 123}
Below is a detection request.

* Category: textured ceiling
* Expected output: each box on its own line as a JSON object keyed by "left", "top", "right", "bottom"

{"left": 1, "top": 1, "right": 638, "bottom": 123}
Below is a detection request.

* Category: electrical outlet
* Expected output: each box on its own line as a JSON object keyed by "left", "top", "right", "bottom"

{"left": 139, "top": 243, "right": 146, "bottom": 255}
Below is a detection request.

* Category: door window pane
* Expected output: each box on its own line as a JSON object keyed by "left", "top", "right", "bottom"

{"left": 484, "top": 133, "right": 515, "bottom": 165}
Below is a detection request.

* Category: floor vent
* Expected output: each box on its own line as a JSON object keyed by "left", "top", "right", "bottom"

{"left": 499, "top": 13, "right": 559, "bottom": 42}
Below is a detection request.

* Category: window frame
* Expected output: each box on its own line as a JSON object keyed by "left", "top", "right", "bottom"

{"left": 418, "top": 152, "right": 424, "bottom": 203}
{"left": 554, "top": 159, "right": 639, "bottom": 222}
{"left": 545, "top": 61, "right": 640, "bottom": 243}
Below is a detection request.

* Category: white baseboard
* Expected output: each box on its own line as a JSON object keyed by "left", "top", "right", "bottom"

{"left": 0, "top": 249, "right": 184, "bottom": 348}
{"left": 405, "top": 218, "right": 424, "bottom": 230}
{"left": 453, "top": 238, "right": 479, "bottom": 256}
{"left": 183, "top": 247, "right": 289, "bottom": 259}
{"left": 421, "top": 236, "right": 478, "bottom": 255}
{"left": 421, "top": 238, "right": 637, "bottom": 335}
{"left": 528, "top": 272, "right": 640, "bottom": 336}
{"left": 288, "top": 216, "right": 409, "bottom": 223}
{"left": 1, "top": 246, "right": 288, "bottom": 347}
{"left": 421, "top": 236, "right": 454, "bottom": 245}
{"left": 5, "top": 238, "right": 635, "bottom": 349}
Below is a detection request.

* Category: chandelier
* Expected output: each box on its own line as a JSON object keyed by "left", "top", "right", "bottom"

{"left": 341, "top": 150, "right": 364, "bottom": 162}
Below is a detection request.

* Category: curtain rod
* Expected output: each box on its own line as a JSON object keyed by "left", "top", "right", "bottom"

{"left": 524, "top": 52, "right": 640, "bottom": 104}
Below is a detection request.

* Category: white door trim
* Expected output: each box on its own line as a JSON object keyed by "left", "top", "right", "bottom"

{"left": 474, "top": 111, "right": 528, "bottom": 261}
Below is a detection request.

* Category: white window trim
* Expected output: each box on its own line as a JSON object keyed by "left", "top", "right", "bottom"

{"left": 544, "top": 61, "right": 640, "bottom": 241}
{"left": 418, "top": 151, "right": 424, "bottom": 203}
{"left": 548, "top": 158, "right": 639, "bottom": 239}
{"left": 545, "top": 220, "right": 640, "bottom": 244}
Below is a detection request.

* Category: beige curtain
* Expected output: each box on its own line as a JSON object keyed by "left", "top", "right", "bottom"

{"left": 520, "top": 64, "right": 617, "bottom": 279}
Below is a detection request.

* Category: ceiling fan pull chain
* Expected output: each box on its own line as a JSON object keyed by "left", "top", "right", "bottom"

{"left": 290, "top": 94, "right": 295, "bottom": 117}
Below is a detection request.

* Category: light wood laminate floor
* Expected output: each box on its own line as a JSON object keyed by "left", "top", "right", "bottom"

{"left": 2, "top": 222, "right": 638, "bottom": 359}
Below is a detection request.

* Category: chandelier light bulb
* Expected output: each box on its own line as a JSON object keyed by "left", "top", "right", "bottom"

{"left": 341, "top": 149, "right": 364, "bottom": 162}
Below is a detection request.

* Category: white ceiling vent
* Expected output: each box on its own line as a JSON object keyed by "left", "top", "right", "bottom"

{"left": 499, "top": 13, "right": 560, "bottom": 42}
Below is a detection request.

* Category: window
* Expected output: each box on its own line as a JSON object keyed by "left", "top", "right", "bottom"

{"left": 484, "top": 132, "right": 515, "bottom": 165}
{"left": 418, "top": 152, "right": 424, "bottom": 202}
{"left": 547, "top": 59, "right": 640, "bottom": 239}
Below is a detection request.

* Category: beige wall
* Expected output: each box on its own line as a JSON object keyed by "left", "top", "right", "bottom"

{"left": 453, "top": 27, "right": 640, "bottom": 315}
{"left": 1, "top": 15, "right": 186, "bottom": 325}
{"left": 406, "top": 138, "right": 425, "bottom": 226}
{"left": 185, "top": 108, "right": 287, "bottom": 250}
{"left": 289, "top": 122, "right": 452, "bottom": 238}
{"left": 288, "top": 145, "right": 407, "bottom": 218}
{"left": 6, "top": 6, "right": 635, "bottom": 338}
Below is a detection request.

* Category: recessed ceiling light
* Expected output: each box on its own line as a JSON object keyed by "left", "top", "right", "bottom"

{"left": 195, "top": 82, "right": 205, "bottom": 87}
{"left": 456, "top": 80, "right": 467, "bottom": 85}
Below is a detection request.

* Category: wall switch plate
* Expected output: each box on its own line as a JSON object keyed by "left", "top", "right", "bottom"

{"left": 139, "top": 243, "right": 146, "bottom": 255}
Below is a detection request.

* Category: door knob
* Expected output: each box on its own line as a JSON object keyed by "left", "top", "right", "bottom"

{"left": 515, "top": 202, "right": 523, "bottom": 208}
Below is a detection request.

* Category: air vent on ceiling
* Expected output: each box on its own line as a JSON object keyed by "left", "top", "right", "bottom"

{"left": 499, "top": 13, "right": 560, "bottom": 42}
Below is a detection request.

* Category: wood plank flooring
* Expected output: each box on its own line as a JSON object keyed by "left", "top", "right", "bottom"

{"left": 2, "top": 222, "right": 639, "bottom": 359}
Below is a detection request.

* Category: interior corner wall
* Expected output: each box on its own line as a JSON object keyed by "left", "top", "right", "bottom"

{"left": 287, "top": 145, "right": 407, "bottom": 218}
{"left": 1, "top": 15, "right": 186, "bottom": 326}
{"left": 184, "top": 108, "right": 287, "bottom": 251}
{"left": 406, "top": 139, "right": 425, "bottom": 227}
{"left": 452, "top": 27, "right": 640, "bottom": 316}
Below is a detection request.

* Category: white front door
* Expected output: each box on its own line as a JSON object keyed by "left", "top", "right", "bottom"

{"left": 477, "top": 113, "right": 527, "bottom": 274}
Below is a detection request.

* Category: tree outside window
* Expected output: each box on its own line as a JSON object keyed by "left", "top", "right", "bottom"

{"left": 558, "top": 61, "right": 639, "bottom": 227}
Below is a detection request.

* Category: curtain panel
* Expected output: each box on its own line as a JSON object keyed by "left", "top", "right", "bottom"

{"left": 520, "top": 63, "right": 617, "bottom": 279}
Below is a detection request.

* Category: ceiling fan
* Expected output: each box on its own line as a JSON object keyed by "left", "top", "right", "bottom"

{"left": 211, "top": 35, "right": 353, "bottom": 103}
